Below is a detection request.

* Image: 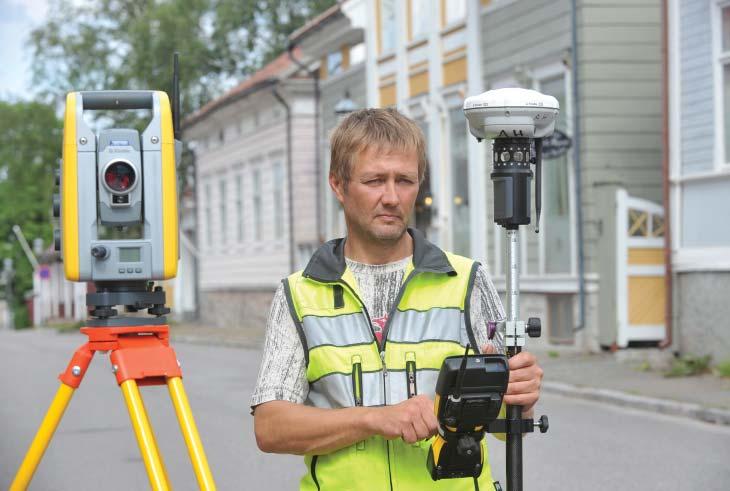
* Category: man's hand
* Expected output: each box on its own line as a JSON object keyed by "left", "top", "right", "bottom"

{"left": 481, "top": 344, "right": 543, "bottom": 418}
{"left": 368, "top": 395, "right": 439, "bottom": 444}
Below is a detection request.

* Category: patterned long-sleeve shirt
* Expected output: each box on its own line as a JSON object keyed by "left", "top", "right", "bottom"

{"left": 250, "top": 257, "right": 505, "bottom": 410}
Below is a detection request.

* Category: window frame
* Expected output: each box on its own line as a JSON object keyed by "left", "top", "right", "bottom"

{"left": 713, "top": 0, "right": 730, "bottom": 170}
{"left": 236, "top": 172, "right": 244, "bottom": 243}
{"left": 409, "top": 0, "right": 429, "bottom": 41}
{"left": 442, "top": 0, "right": 466, "bottom": 28}
{"left": 252, "top": 167, "right": 263, "bottom": 241}
{"left": 327, "top": 50, "right": 344, "bottom": 77}
{"left": 204, "top": 181, "right": 213, "bottom": 248}
{"left": 272, "top": 161, "right": 284, "bottom": 240}
{"left": 378, "top": 0, "right": 397, "bottom": 55}
{"left": 218, "top": 177, "right": 227, "bottom": 245}
{"left": 532, "top": 62, "right": 577, "bottom": 278}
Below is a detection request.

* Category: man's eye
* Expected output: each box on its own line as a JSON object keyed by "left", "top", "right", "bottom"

{"left": 366, "top": 179, "right": 382, "bottom": 185}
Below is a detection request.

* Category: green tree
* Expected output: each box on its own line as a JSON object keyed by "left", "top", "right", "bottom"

{"left": 0, "top": 100, "right": 61, "bottom": 327}
{"left": 29, "top": 0, "right": 336, "bottom": 113}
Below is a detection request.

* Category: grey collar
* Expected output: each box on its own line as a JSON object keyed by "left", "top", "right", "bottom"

{"left": 302, "top": 228, "right": 456, "bottom": 282}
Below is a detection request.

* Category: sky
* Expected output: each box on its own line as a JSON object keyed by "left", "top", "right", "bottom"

{"left": 0, "top": 0, "right": 49, "bottom": 99}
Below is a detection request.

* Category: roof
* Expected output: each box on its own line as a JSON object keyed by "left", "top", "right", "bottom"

{"left": 183, "top": 47, "right": 303, "bottom": 129}
{"left": 288, "top": 3, "right": 344, "bottom": 45}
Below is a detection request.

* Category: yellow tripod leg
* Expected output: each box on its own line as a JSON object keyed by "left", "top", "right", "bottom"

{"left": 167, "top": 377, "right": 216, "bottom": 490}
{"left": 121, "top": 379, "right": 171, "bottom": 491}
{"left": 11, "top": 383, "right": 75, "bottom": 491}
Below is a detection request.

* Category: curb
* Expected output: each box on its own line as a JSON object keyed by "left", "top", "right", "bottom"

{"left": 543, "top": 381, "right": 730, "bottom": 426}
{"left": 171, "top": 334, "right": 261, "bottom": 350}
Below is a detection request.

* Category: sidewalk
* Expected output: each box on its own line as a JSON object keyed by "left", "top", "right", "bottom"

{"left": 168, "top": 323, "right": 730, "bottom": 426}
{"left": 533, "top": 349, "right": 730, "bottom": 426}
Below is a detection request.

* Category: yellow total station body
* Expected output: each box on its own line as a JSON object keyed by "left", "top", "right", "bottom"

{"left": 60, "top": 90, "right": 178, "bottom": 283}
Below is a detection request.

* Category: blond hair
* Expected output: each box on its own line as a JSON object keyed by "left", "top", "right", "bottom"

{"left": 329, "top": 108, "right": 428, "bottom": 185}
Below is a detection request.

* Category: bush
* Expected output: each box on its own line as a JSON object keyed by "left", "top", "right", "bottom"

{"left": 12, "top": 306, "right": 30, "bottom": 329}
{"left": 664, "top": 354, "right": 712, "bottom": 377}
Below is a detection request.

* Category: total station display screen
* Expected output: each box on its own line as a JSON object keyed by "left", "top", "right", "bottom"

{"left": 119, "top": 247, "right": 141, "bottom": 262}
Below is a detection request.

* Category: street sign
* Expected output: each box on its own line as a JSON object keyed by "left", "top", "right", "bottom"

{"left": 40, "top": 266, "right": 50, "bottom": 280}
{"left": 542, "top": 129, "right": 572, "bottom": 160}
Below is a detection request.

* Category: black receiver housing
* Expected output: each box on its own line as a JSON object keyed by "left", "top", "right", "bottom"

{"left": 491, "top": 138, "right": 543, "bottom": 231}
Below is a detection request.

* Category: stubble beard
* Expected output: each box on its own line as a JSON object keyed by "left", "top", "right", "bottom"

{"left": 352, "top": 214, "right": 408, "bottom": 246}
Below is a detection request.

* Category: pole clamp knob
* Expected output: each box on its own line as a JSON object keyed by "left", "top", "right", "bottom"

{"left": 526, "top": 317, "right": 541, "bottom": 338}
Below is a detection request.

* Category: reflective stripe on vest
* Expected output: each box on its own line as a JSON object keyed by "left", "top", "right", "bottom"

{"left": 284, "top": 251, "right": 499, "bottom": 490}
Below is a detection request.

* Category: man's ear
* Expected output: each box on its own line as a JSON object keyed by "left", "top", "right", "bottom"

{"left": 329, "top": 173, "right": 346, "bottom": 205}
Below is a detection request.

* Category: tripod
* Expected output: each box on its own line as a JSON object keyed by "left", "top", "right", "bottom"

{"left": 11, "top": 285, "right": 216, "bottom": 491}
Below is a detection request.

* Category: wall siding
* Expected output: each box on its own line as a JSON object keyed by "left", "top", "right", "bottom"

{"left": 679, "top": 0, "right": 715, "bottom": 174}
{"left": 193, "top": 88, "right": 317, "bottom": 291}
{"left": 482, "top": 0, "right": 572, "bottom": 81}
{"left": 579, "top": 0, "right": 663, "bottom": 276}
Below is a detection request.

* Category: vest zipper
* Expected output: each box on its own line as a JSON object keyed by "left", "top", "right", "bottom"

{"left": 351, "top": 356, "right": 363, "bottom": 406}
{"left": 310, "top": 455, "right": 320, "bottom": 490}
{"left": 306, "top": 273, "right": 422, "bottom": 491}
{"left": 405, "top": 353, "right": 417, "bottom": 398}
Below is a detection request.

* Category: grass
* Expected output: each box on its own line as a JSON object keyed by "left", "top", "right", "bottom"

{"left": 664, "top": 354, "right": 712, "bottom": 378}
{"left": 49, "top": 321, "right": 85, "bottom": 333}
{"left": 547, "top": 350, "right": 560, "bottom": 359}
{"left": 714, "top": 359, "right": 730, "bottom": 378}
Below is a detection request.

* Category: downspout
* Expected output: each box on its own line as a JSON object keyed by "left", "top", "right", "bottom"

{"left": 272, "top": 87, "right": 296, "bottom": 273}
{"left": 659, "top": 0, "right": 673, "bottom": 349}
{"left": 288, "top": 43, "right": 323, "bottom": 244}
{"left": 571, "top": 0, "right": 586, "bottom": 332}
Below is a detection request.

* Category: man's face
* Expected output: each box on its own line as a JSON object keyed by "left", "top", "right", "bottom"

{"left": 330, "top": 147, "right": 420, "bottom": 244}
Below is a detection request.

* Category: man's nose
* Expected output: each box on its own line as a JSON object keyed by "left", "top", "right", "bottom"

{"left": 381, "top": 179, "right": 399, "bottom": 206}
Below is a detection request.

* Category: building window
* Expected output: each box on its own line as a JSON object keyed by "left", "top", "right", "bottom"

{"left": 410, "top": 0, "right": 428, "bottom": 40}
{"left": 540, "top": 74, "right": 572, "bottom": 274}
{"left": 414, "top": 119, "right": 433, "bottom": 234}
{"left": 253, "top": 168, "right": 262, "bottom": 241}
{"left": 379, "top": 0, "right": 397, "bottom": 55}
{"left": 273, "top": 162, "right": 284, "bottom": 239}
{"left": 720, "top": 4, "right": 730, "bottom": 165}
{"left": 204, "top": 182, "right": 212, "bottom": 247}
{"left": 449, "top": 106, "right": 470, "bottom": 256}
{"left": 219, "top": 178, "right": 227, "bottom": 244}
{"left": 444, "top": 0, "right": 466, "bottom": 26}
{"left": 327, "top": 50, "right": 343, "bottom": 77}
{"left": 350, "top": 42, "right": 366, "bottom": 66}
{"left": 236, "top": 174, "right": 244, "bottom": 242}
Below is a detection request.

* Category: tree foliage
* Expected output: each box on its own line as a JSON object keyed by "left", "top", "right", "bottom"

{"left": 29, "top": 0, "right": 336, "bottom": 113}
{"left": 0, "top": 101, "right": 61, "bottom": 327}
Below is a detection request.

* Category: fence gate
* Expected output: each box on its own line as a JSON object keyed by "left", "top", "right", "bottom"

{"left": 616, "top": 189, "right": 666, "bottom": 348}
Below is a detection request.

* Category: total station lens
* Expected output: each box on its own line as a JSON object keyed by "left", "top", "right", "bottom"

{"left": 104, "top": 161, "right": 136, "bottom": 193}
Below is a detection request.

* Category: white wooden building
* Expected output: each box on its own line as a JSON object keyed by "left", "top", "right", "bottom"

{"left": 183, "top": 50, "right": 318, "bottom": 328}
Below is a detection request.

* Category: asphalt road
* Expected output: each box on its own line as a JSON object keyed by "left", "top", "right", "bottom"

{"left": 2, "top": 329, "right": 729, "bottom": 490}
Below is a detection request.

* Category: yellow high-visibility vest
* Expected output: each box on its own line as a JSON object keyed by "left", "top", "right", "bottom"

{"left": 283, "top": 229, "right": 499, "bottom": 491}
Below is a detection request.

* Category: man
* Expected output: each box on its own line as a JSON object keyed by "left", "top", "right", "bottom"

{"left": 252, "top": 108, "right": 543, "bottom": 490}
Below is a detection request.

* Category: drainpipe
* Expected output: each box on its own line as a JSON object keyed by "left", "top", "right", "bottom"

{"left": 272, "top": 87, "right": 296, "bottom": 273}
{"left": 288, "top": 42, "right": 323, "bottom": 245}
{"left": 571, "top": 0, "right": 586, "bottom": 332}
{"left": 659, "top": 0, "right": 673, "bottom": 349}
